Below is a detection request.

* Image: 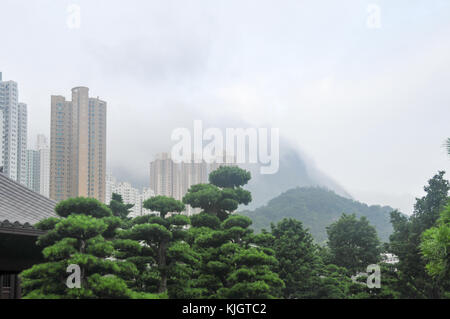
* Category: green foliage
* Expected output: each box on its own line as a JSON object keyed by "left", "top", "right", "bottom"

{"left": 209, "top": 166, "right": 251, "bottom": 188}
{"left": 184, "top": 167, "right": 283, "bottom": 299}
{"left": 421, "top": 202, "right": 450, "bottom": 297}
{"left": 390, "top": 171, "right": 449, "bottom": 298}
{"left": 22, "top": 167, "right": 450, "bottom": 300}
{"left": 270, "top": 218, "right": 323, "bottom": 298}
{"left": 242, "top": 187, "right": 395, "bottom": 243}
{"left": 109, "top": 193, "right": 134, "bottom": 219}
{"left": 55, "top": 197, "right": 112, "bottom": 218}
{"left": 414, "top": 171, "right": 450, "bottom": 230}
{"left": 121, "top": 196, "right": 196, "bottom": 296}
{"left": 190, "top": 212, "right": 221, "bottom": 229}
{"left": 35, "top": 217, "right": 60, "bottom": 231}
{"left": 143, "top": 196, "right": 185, "bottom": 218}
{"left": 313, "top": 264, "right": 354, "bottom": 299}
{"left": 20, "top": 197, "right": 160, "bottom": 299}
{"left": 326, "top": 214, "right": 380, "bottom": 273}
{"left": 346, "top": 263, "right": 402, "bottom": 299}
{"left": 184, "top": 167, "right": 252, "bottom": 222}
{"left": 187, "top": 214, "right": 284, "bottom": 299}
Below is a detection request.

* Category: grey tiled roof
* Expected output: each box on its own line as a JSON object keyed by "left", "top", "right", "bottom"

{"left": 0, "top": 173, "right": 57, "bottom": 225}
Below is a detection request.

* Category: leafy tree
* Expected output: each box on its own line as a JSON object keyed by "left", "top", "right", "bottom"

{"left": 347, "top": 262, "right": 402, "bottom": 299}
{"left": 445, "top": 138, "right": 450, "bottom": 156}
{"left": 420, "top": 202, "right": 450, "bottom": 298}
{"left": 314, "top": 264, "right": 355, "bottom": 299}
{"left": 183, "top": 180, "right": 251, "bottom": 222}
{"left": 119, "top": 196, "right": 197, "bottom": 296}
{"left": 209, "top": 166, "right": 251, "bottom": 188}
{"left": 314, "top": 215, "right": 398, "bottom": 299}
{"left": 390, "top": 171, "right": 449, "bottom": 298}
{"left": 326, "top": 214, "right": 380, "bottom": 274}
{"left": 308, "top": 241, "right": 401, "bottom": 299}
{"left": 143, "top": 196, "right": 185, "bottom": 219}
{"left": 313, "top": 249, "right": 401, "bottom": 299}
{"left": 184, "top": 166, "right": 284, "bottom": 298}
{"left": 270, "top": 218, "right": 322, "bottom": 298}
{"left": 19, "top": 197, "right": 155, "bottom": 299}
{"left": 185, "top": 213, "right": 284, "bottom": 299}
{"left": 414, "top": 171, "right": 450, "bottom": 230}
{"left": 109, "top": 193, "right": 134, "bottom": 220}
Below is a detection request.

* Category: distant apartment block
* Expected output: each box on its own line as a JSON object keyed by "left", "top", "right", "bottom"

{"left": 105, "top": 173, "right": 155, "bottom": 217}
{"left": 25, "top": 135, "right": 50, "bottom": 197}
{"left": 0, "top": 108, "right": 3, "bottom": 170}
{"left": 37, "top": 134, "right": 50, "bottom": 197}
{"left": 50, "top": 87, "right": 107, "bottom": 202}
{"left": 150, "top": 152, "right": 232, "bottom": 215}
{"left": 17, "top": 103, "right": 27, "bottom": 185}
{"left": 150, "top": 153, "right": 182, "bottom": 201}
{"left": 0, "top": 72, "right": 28, "bottom": 184}
{"left": 26, "top": 149, "right": 40, "bottom": 193}
{"left": 180, "top": 155, "right": 208, "bottom": 197}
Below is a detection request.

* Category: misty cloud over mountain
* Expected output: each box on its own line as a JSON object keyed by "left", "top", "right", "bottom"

{"left": 109, "top": 113, "right": 350, "bottom": 210}
{"left": 243, "top": 141, "right": 351, "bottom": 209}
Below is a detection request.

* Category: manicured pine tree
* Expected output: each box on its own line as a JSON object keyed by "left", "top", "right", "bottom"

{"left": 19, "top": 197, "right": 151, "bottom": 299}
{"left": 118, "top": 196, "right": 199, "bottom": 297}
{"left": 183, "top": 166, "right": 284, "bottom": 298}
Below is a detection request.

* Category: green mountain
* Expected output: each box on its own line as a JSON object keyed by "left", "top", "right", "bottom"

{"left": 241, "top": 187, "right": 395, "bottom": 243}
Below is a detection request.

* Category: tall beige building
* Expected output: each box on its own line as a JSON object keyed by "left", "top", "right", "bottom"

{"left": 181, "top": 155, "right": 208, "bottom": 215}
{"left": 150, "top": 153, "right": 209, "bottom": 215}
{"left": 50, "top": 87, "right": 107, "bottom": 202}
{"left": 181, "top": 154, "right": 208, "bottom": 197}
{"left": 149, "top": 153, "right": 181, "bottom": 200}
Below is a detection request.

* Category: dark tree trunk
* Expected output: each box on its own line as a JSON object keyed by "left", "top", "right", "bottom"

{"left": 158, "top": 241, "right": 168, "bottom": 293}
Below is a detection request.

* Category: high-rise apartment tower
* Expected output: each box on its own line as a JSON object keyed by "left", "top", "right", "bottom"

{"left": 0, "top": 72, "right": 28, "bottom": 184}
{"left": 50, "top": 87, "right": 107, "bottom": 202}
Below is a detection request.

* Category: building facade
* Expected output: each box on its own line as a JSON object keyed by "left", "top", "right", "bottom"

{"left": 150, "top": 153, "right": 181, "bottom": 200}
{"left": 181, "top": 155, "right": 208, "bottom": 215}
{"left": 150, "top": 153, "right": 212, "bottom": 215}
{"left": 105, "top": 173, "right": 155, "bottom": 217}
{"left": 0, "top": 72, "right": 28, "bottom": 184}
{"left": 26, "top": 149, "right": 40, "bottom": 193}
{"left": 17, "top": 103, "right": 27, "bottom": 185}
{"left": 25, "top": 135, "right": 50, "bottom": 197}
{"left": 50, "top": 87, "right": 107, "bottom": 202}
{"left": 180, "top": 155, "right": 208, "bottom": 197}
{"left": 0, "top": 108, "right": 3, "bottom": 171}
{"left": 37, "top": 134, "right": 50, "bottom": 197}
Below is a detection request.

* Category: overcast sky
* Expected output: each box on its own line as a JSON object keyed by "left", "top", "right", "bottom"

{"left": 1, "top": 0, "right": 449, "bottom": 214}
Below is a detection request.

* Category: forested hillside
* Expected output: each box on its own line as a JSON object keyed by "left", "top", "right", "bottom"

{"left": 241, "top": 187, "right": 394, "bottom": 243}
